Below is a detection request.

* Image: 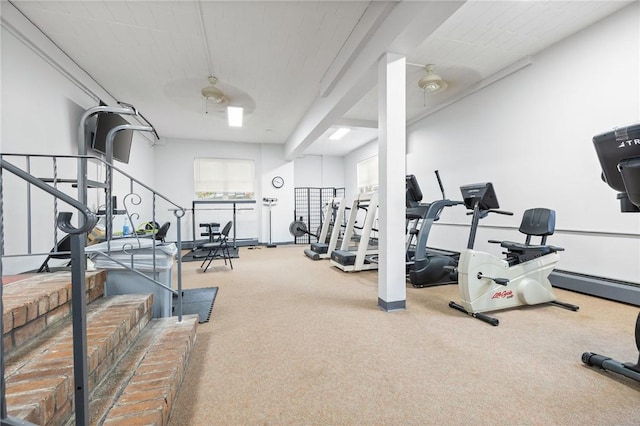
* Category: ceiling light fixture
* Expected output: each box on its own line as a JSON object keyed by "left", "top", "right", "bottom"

{"left": 418, "top": 64, "right": 448, "bottom": 95}
{"left": 201, "top": 76, "right": 225, "bottom": 109}
{"left": 228, "top": 106, "right": 243, "bottom": 127}
{"left": 330, "top": 127, "right": 351, "bottom": 140}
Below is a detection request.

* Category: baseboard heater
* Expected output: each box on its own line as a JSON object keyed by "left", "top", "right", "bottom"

{"left": 551, "top": 270, "right": 640, "bottom": 307}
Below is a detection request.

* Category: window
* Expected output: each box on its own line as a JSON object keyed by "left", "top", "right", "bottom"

{"left": 357, "top": 156, "right": 378, "bottom": 193}
{"left": 194, "top": 158, "right": 255, "bottom": 200}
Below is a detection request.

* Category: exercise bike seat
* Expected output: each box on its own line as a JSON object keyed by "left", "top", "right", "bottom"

{"left": 490, "top": 208, "right": 564, "bottom": 266}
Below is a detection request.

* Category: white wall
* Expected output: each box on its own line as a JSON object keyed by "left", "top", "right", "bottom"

{"left": 1, "top": 5, "right": 156, "bottom": 274}
{"left": 342, "top": 3, "right": 640, "bottom": 283}
{"left": 153, "top": 138, "right": 295, "bottom": 245}
{"left": 293, "top": 155, "right": 345, "bottom": 189}
{"left": 402, "top": 3, "right": 639, "bottom": 283}
{"left": 260, "top": 144, "right": 294, "bottom": 244}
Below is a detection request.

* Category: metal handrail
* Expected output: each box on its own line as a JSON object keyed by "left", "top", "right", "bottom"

{"left": 0, "top": 153, "right": 186, "bottom": 317}
{"left": 88, "top": 250, "right": 179, "bottom": 296}
{"left": 0, "top": 153, "right": 184, "bottom": 212}
{"left": 0, "top": 152, "right": 187, "bottom": 425}
{"left": 0, "top": 159, "right": 97, "bottom": 233}
{"left": 1, "top": 158, "right": 97, "bottom": 425}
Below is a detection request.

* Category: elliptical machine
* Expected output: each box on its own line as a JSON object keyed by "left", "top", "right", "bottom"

{"left": 581, "top": 123, "right": 640, "bottom": 384}
{"left": 448, "top": 182, "right": 579, "bottom": 326}
{"left": 405, "top": 172, "right": 464, "bottom": 287}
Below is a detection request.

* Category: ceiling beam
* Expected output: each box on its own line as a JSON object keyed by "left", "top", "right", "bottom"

{"left": 284, "top": 0, "right": 466, "bottom": 160}
{"left": 335, "top": 118, "right": 378, "bottom": 129}
{"left": 318, "top": 1, "right": 396, "bottom": 99}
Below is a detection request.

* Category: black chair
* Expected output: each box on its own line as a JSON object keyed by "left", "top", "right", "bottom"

{"left": 38, "top": 234, "right": 72, "bottom": 273}
{"left": 154, "top": 222, "right": 171, "bottom": 242}
{"left": 200, "top": 221, "right": 233, "bottom": 272}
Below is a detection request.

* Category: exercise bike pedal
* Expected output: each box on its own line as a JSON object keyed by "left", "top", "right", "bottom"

{"left": 549, "top": 300, "right": 579, "bottom": 311}
{"left": 477, "top": 272, "right": 509, "bottom": 286}
{"left": 448, "top": 301, "right": 500, "bottom": 326}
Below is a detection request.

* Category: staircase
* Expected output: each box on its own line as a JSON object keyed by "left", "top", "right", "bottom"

{"left": 3, "top": 271, "right": 198, "bottom": 425}
{"left": 2, "top": 105, "right": 196, "bottom": 425}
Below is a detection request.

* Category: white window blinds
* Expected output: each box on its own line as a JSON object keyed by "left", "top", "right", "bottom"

{"left": 194, "top": 158, "right": 255, "bottom": 199}
{"left": 357, "top": 156, "right": 378, "bottom": 193}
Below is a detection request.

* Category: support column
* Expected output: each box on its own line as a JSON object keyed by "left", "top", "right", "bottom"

{"left": 377, "top": 53, "right": 406, "bottom": 311}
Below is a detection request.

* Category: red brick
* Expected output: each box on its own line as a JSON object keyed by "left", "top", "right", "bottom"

{"left": 48, "top": 288, "right": 60, "bottom": 308}
{"left": 118, "top": 388, "right": 166, "bottom": 404}
{"left": 6, "top": 404, "right": 40, "bottom": 425}
{"left": 13, "top": 316, "right": 47, "bottom": 347}
{"left": 6, "top": 376, "right": 64, "bottom": 394}
{"left": 3, "top": 332, "right": 13, "bottom": 352}
{"left": 12, "top": 303, "right": 27, "bottom": 328}
{"left": 37, "top": 294, "right": 50, "bottom": 317}
{"left": 104, "top": 410, "right": 163, "bottom": 426}
{"left": 57, "top": 287, "right": 69, "bottom": 305}
{"left": 45, "top": 303, "right": 71, "bottom": 326}
{"left": 26, "top": 299, "right": 39, "bottom": 322}
{"left": 48, "top": 398, "right": 73, "bottom": 426}
{"left": 107, "top": 398, "right": 167, "bottom": 420}
{"left": 125, "top": 378, "right": 173, "bottom": 393}
{"left": 6, "top": 388, "right": 55, "bottom": 425}
{"left": 3, "top": 310, "right": 13, "bottom": 333}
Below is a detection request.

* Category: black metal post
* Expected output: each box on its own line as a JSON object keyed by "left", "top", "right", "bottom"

{"left": 175, "top": 210, "right": 184, "bottom": 321}
{"left": 69, "top": 233, "right": 89, "bottom": 426}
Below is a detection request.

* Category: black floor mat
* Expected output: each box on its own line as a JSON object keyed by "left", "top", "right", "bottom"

{"left": 181, "top": 247, "right": 239, "bottom": 262}
{"left": 173, "top": 287, "right": 218, "bottom": 323}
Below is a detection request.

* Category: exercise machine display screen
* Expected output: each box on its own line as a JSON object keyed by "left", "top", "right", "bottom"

{"left": 460, "top": 182, "right": 499, "bottom": 211}
{"left": 406, "top": 174, "right": 423, "bottom": 207}
{"left": 593, "top": 122, "right": 640, "bottom": 210}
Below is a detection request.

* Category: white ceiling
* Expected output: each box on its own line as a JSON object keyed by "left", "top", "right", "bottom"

{"left": 9, "top": 0, "right": 635, "bottom": 157}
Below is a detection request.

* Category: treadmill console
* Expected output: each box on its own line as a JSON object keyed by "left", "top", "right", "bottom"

{"left": 593, "top": 123, "right": 640, "bottom": 211}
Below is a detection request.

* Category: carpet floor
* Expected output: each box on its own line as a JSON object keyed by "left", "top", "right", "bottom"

{"left": 169, "top": 245, "right": 640, "bottom": 425}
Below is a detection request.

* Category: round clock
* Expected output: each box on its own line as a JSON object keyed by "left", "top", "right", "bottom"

{"left": 272, "top": 176, "right": 284, "bottom": 189}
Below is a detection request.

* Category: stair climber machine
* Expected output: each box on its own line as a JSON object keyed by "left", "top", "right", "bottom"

{"left": 330, "top": 192, "right": 379, "bottom": 272}
{"left": 582, "top": 123, "right": 640, "bottom": 384}
{"left": 290, "top": 197, "right": 347, "bottom": 260}
{"left": 448, "top": 182, "right": 579, "bottom": 326}
{"left": 406, "top": 171, "right": 465, "bottom": 287}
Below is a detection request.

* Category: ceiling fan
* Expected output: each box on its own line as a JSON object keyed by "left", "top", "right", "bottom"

{"left": 201, "top": 76, "right": 227, "bottom": 109}
{"left": 418, "top": 64, "right": 448, "bottom": 95}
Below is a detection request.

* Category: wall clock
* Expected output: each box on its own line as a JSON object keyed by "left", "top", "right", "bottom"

{"left": 272, "top": 176, "right": 284, "bottom": 189}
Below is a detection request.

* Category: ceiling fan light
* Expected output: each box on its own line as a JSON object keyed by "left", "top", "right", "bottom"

{"left": 201, "top": 76, "right": 225, "bottom": 103}
{"left": 418, "top": 65, "right": 448, "bottom": 95}
{"left": 201, "top": 85, "right": 225, "bottom": 103}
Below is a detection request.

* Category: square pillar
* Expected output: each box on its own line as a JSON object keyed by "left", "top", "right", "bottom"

{"left": 377, "top": 53, "right": 406, "bottom": 311}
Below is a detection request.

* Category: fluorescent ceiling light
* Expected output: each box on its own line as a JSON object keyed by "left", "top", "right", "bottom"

{"left": 228, "top": 106, "right": 243, "bottom": 127}
{"left": 330, "top": 127, "right": 350, "bottom": 140}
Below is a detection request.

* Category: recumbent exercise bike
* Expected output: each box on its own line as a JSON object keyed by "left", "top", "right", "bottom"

{"left": 448, "top": 182, "right": 578, "bottom": 326}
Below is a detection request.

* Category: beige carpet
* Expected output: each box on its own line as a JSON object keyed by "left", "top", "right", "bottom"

{"left": 168, "top": 245, "right": 640, "bottom": 425}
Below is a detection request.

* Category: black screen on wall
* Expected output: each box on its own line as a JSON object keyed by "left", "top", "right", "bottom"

{"left": 91, "top": 112, "right": 133, "bottom": 164}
